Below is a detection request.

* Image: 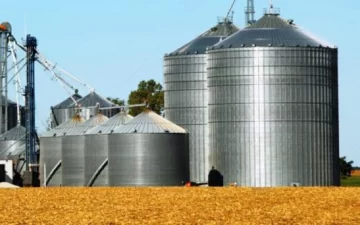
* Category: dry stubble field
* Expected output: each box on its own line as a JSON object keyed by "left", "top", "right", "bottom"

{"left": 0, "top": 187, "right": 360, "bottom": 224}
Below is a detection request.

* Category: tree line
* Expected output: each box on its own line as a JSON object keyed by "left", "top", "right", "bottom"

{"left": 107, "top": 79, "right": 164, "bottom": 116}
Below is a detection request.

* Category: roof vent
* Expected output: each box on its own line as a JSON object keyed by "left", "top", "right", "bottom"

{"left": 110, "top": 129, "right": 114, "bottom": 134}
{"left": 164, "top": 129, "right": 170, "bottom": 133}
{"left": 133, "top": 129, "right": 137, "bottom": 133}
{"left": 98, "top": 130, "right": 102, "bottom": 134}
{"left": 263, "top": 4, "right": 280, "bottom": 16}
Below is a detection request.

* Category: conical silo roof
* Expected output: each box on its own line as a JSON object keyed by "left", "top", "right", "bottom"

{"left": 168, "top": 20, "right": 239, "bottom": 55}
{"left": 53, "top": 91, "right": 82, "bottom": 109}
{"left": 69, "top": 91, "right": 114, "bottom": 108}
{"left": 0, "top": 125, "right": 26, "bottom": 141}
{"left": 87, "top": 111, "right": 133, "bottom": 134}
{"left": 40, "top": 114, "right": 86, "bottom": 137}
{"left": 64, "top": 113, "right": 109, "bottom": 135}
{"left": 113, "top": 110, "right": 187, "bottom": 134}
{"left": 212, "top": 12, "right": 334, "bottom": 49}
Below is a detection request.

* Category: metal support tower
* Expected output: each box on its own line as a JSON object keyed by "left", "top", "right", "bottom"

{"left": 25, "top": 34, "right": 37, "bottom": 172}
{"left": 0, "top": 23, "right": 11, "bottom": 134}
{"left": 245, "top": 0, "right": 255, "bottom": 26}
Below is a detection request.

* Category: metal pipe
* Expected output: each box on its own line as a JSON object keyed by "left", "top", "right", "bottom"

{"left": 86, "top": 158, "right": 108, "bottom": 187}
{"left": 25, "top": 34, "right": 37, "bottom": 171}
{"left": 44, "top": 160, "right": 61, "bottom": 186}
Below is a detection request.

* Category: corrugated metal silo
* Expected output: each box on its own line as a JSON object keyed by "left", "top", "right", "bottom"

{"left": 164, "top": 19, "right": 239, "bottom": 182}
{"left": 108, "top": 110, "right": 189, "bottom": 186}
{"left": 50, "top": 90, "right": 82, "bottom": 128}
{"left": 207, "top": 10, "right": 339, "bottom": 186}
{"left": 84, "top": 111, "right": 133, "bottom": 186}
{"left": 68, "top": 91, "right": 117, "bottom": 120}
{"left": 39, "top": 115, "right": 85, "bottom": 186}
{"left": 0, "top": 125, "right": 25, "bottom": 160}
{"left": 61, "top": 113, "right": 108, "bottom": 186}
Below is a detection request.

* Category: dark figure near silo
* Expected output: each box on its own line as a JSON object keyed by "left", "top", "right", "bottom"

{"left": 208, "top": 166, "right": 223, "bottom": 187}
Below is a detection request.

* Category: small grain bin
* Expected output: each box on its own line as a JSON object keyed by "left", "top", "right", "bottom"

{"left": 61, "top": 113, "right": 108, "bottom": 186}
{"left": 84, "top": 111, "right": 134, "bottom": 187}
{"left": 108, "top": 110, "right": 189, "bottom": 186}
{"left": 0, "top": 125, "right": 26, "bottom": 174}
{"left": 68, "top": 91, "right": 116, "bottom": 120}
{"left": 39, "top": 115, "right": 85, "bottom": 187}
{"left": 50, "top": 90, "right": 82, "bottom": 128}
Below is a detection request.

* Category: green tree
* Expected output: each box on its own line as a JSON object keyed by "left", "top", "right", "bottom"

{"left": 340, "top": 156, "right": 354, "bottom": 177}
{"left": 107, "top": 97, "right": 125, "bottom": 106}
{"left": 127, "top": 79, "right": 164, "bottom": 116}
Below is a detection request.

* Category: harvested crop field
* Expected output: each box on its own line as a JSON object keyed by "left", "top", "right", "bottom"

{"left": 1, "top": 187, "right": 360, "bottom": 224}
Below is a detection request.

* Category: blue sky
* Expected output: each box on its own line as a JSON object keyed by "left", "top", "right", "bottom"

{"left": 1, "top": 0, "right": 359, "bottom": 165}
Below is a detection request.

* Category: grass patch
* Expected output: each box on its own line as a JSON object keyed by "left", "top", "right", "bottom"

{"left": 341, "top": 176, "right": 360, "bottom": 186}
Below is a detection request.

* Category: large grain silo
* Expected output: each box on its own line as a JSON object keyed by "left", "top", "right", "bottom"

{"left": 61, "top": 113, "right": 108, "bottom": 186}
{"left": 164, "top": 19, "right": 239, "bottom": 182}
{"left": 68, "top": 91, "right": 117, "bottom": 120}
{"left": 50, "top": 90, "right": 82, "bottom": 128}
{"left": 207, "top": 9, "right": 339, "bottom": 187}
{"left": 108, "top": 110, "right": 189, "bottom": 186}
{"left": 84, "top": 111, "right": 133, "bottom": 187}
{"left": 39, "top": 115, "right": 85, "bottom": 187}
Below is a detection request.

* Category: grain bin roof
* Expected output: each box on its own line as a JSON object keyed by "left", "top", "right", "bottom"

{"left": 212, "top": 13, "right": 334, "bottom": 49}
{"left": 168, "top": 21, "right": 239, "bottom": 55}
{"left": 113, "top": 110, "right": 187, "bottom": 134}
{"left": 53, "top": 92, "right": 82, "bottom": 109}
{"left": 0, "top": 125, "right": 26, "bottom": 141}
{"left": 69, "top": 91, "right": 114, "bottom": 108}
{"left": 40, "top": 115, "right": 86, "bottom": 137}
{"left": 63, "top": 113, "right": 109, "bottom": 136}
{"left": 87, "top": 111, "right": 133, "bottom": 134}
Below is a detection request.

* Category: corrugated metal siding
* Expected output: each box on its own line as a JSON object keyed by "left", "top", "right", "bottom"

{"left": 84, "top": 112, "right": 133, "bottom": 186}
{"left": 61, "top": 113, "right": 108, "bottom": 186}
{"left": 108, "top": 133, "right": 190, "bottom": 186}
{"left": 164, "top": 54, "right": 209, "bottom": 182}
{"left": 0, "top": 125, "right": 26, "bottom": 160}
{"left": 164, "top": 21, "right": 239, "bottom": 183}
{"left": 84, "top": 134, "right": 108, "bottom": 186}
{"left": 207, "top": 46, "right": 339, "bottom": 187}
{"left": 39, "top": 115, "right": 86, "bottom": 186}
